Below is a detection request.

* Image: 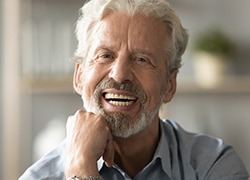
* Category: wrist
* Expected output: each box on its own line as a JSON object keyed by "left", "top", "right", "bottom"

{"left": 65, "top": 158, "right": 99, "bottom": 178}
{"left": 65, "top": 175, "right": 103, "bottom": 180}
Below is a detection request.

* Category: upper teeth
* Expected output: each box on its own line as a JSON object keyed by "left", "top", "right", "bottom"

{"left": 104, "top": 93, "right": 136, "bottom": 106}
{"left": 104, "top": 93, "right": 136, "bottom": 101}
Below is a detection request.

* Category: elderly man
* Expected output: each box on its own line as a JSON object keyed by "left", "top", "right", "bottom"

{"left": 20, "top": 0, "right": 249, "bottom": 180}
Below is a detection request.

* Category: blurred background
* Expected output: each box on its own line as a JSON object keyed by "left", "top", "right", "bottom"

{"left": 0, "top": 0, "right": 250, "bottom": 179}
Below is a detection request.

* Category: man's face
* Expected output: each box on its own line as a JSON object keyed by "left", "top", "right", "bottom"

{"left": 74, "top": 12, "right": 176, "bottom": 138}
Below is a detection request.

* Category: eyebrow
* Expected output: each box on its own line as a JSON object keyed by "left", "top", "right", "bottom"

{"left": 94, "top": 44, "right": 119, "bottom": 54}
{"left": 131, "top": 48, "right": 156, "bottom": 58}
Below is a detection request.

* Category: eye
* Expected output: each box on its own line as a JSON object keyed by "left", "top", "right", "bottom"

{"left": 134, "top": 55, "right": 156, "bottom": 68}
{"left": 100, "top": 54, "right": 113, "bottom": 59}
{"left": 94, "top": 53, "right": 114, "bottom": 63}
{"left": 136, "top": 57, "right": 147, "bottom": 63}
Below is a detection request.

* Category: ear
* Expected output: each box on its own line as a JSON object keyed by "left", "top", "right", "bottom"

{"left": 162, "top": 72, "right": 177, "bottom": 103}
{"left": 73, "top": 63, "right": 84, "bottom": 95}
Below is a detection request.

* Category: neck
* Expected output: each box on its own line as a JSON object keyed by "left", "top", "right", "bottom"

{"left": 113, "top": 118, "right": 161, "bottom": 178}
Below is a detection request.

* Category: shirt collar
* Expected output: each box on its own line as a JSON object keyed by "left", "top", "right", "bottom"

{"left": 97, "top": 120, "right": 172, "bottom": 177}
{"left": 152, "top": 120, "right": 172, "bottom": 177}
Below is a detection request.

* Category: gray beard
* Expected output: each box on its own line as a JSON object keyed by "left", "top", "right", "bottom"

{"left": 82, "top": 79, "right": 162, "bottom": 138}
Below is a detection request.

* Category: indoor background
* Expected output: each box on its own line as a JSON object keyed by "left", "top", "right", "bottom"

{"left": 1, "top": 0, "right": 250, "bottom": 179}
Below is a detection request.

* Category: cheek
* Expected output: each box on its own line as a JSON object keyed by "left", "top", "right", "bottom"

{"left": 81, "top": 67, "right": 107, "bottom": 98}
{"left": 139, "top": 73, "right": 167, "bottom": 107}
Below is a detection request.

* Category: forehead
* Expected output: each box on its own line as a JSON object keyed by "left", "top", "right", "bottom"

{"left": 91, "top": 12, "right": 169, "bottom": 54}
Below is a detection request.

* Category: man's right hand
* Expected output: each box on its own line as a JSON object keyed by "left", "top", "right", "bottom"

{"left": 64, "top": 109, "right": 114, "bottom": 178}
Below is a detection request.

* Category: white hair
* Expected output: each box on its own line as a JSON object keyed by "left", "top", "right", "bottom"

{"left": 74, "top": 0, "right": 189, "bottom": 74}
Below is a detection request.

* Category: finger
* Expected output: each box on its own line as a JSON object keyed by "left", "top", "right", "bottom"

{"left": 66, "top": 109, "right": 85, "bottom": 131}
{"left": 103, "top": 133, "right": 114, "bottom": 167}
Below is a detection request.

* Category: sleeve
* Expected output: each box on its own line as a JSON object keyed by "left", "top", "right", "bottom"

{"left": 19, "top": 169, "right": 64, "bottom": 180}
{"left": 18, "top": 140, "right": 66, "bottom": 180}
{"left": 19, "top": 170, "right": 40, "bottom": 180}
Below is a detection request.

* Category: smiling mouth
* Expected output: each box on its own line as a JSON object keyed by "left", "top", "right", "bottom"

{"left": 104, "top": 93, "right": 137, "bottom": 106}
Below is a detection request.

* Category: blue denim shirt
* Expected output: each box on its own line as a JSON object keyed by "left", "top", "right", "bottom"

{"left": 19, "top": 120, "right": 249, "bottom": 180}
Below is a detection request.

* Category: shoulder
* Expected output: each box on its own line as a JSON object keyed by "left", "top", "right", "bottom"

{"left": 161, "top": 120, "right": 249, "bottom": 179}
{"left": 162, "top": 119, "right": 224, "bottom": 151}
{"left": 19, "top": 140, "right": 66, "bottom": 180}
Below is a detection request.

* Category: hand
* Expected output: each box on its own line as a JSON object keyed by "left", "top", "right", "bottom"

{"left": 65, "top": 109, "right": 114, "bottom": 177}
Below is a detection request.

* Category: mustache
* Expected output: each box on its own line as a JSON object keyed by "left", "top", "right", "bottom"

{"left": 94, "top": 79, "right": 147, "bottom": 102}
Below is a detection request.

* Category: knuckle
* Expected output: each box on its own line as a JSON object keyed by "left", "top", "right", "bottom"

{"left": 75, "top": 109, "right": 87, "bottom": 122}
{"left": 76, "top": 109, "right": 85, "bottom": 117}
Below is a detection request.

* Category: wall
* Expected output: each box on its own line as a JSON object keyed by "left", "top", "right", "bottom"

{"left": 0, "top": 0, "right": 3, "bottom": 178}
{"left": 1, "top": 0, "right": 21, "bottom": 179}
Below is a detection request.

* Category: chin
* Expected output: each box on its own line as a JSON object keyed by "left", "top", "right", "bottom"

{"left": 104, "top": 110, "right": 157, "bottom": 138}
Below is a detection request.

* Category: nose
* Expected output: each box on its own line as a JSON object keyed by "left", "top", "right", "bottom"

{"left": 108, "top": 57, "right": 134, "bottom": 83}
